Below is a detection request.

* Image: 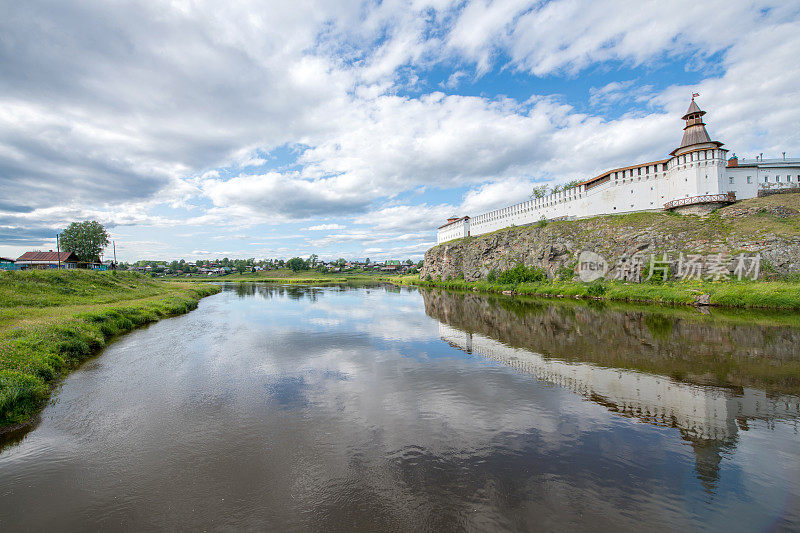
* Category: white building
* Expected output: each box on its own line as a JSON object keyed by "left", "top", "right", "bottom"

{"left": 437, "top": 98, "right": 800, "bottom": 244}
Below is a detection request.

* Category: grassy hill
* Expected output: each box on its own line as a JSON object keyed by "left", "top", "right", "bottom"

{"left": 0, "top": 270, "right": 219, "bottom": 430}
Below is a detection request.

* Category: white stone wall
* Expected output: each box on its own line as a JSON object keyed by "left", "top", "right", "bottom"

{"left": 437, "top": 147, "right": 800, "bottom": 244}
{"left": 436, "top": 218, "right": 470, "bottom": 244}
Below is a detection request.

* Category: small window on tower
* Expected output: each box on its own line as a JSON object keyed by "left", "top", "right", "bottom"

{"left": 747, "top": 176, "right": 752, "bottom": 183}
{"left": 729, "top": 177, "right": 734, "bottom": 184}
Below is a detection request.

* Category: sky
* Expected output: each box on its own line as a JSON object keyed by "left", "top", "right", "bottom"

{"left": 1, "top": 0, "right": 799, "bottom": 262}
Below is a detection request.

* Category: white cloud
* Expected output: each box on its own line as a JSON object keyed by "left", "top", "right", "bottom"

{"left": 305, "top": 223, "right": 347, "bottom": 231}
{"left": 2, "top": 0, "right": 799, "bottom": 259}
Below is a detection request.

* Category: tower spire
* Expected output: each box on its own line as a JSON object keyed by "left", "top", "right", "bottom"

{"left": 670, "top": 96, "right": 723, "bottom": 155}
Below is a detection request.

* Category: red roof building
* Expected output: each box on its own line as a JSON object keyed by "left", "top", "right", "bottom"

{"left": 16, "top": 251, "right": 81, "bottom": 268}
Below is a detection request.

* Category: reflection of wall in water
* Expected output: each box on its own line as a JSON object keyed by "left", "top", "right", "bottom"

{"left": 439, "top": 323, "right": 800, "bottom": 442}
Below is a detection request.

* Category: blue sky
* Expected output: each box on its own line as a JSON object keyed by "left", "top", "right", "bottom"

{"left": 1, "top": 0, "right": 799, "bottom": 262}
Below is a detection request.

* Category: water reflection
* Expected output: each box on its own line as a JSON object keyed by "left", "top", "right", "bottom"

{"left": 0, "top": 284, "right": 798, "bottom": 530}
{"left": 422, "top": 289, "right": 800, "bottom": 494}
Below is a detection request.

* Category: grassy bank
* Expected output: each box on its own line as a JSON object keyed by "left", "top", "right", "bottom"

{"left": 390, "top": 274, "right": 800, "bottom": 310}
{"left": 0, "top": 270, "right": 219, "bottom": 429}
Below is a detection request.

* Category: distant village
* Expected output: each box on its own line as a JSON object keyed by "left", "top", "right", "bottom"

{"left": 0, "top": 252, "right": 422, "bottom": 276}
{"left": 122, "top": 257, "right": 422, "bottom": 277}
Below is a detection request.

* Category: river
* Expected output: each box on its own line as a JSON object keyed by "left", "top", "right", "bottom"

{"left": 1, "top": 283, "right": 798, "bottom": 531}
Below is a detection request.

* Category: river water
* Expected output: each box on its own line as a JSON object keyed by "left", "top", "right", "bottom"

{"left": 1, "top": 283, "right": 799, "bottom": 531}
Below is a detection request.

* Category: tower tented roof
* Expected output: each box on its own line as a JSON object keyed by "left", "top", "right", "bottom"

{"left": 672, "top": 98, "right": 722, "bottom": 155}
{"left": 679, "top": 123, "right": 712, "bottom": 148}
{"left": 682, "top": 99, "right": 704, "bottom": 120}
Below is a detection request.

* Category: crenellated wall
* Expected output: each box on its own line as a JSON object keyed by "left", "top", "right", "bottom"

{"left": 436, "top": 102, "right": 800, "bottom": 246}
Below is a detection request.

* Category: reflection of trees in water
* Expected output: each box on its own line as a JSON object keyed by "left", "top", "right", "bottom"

{"left": 423, "top": 289, "right": 800, "bottom": 495}
{"left": 234, "top": 282, "right": 256, "bottom": 297}
{"left": 224, "top": 282, "right": 403, "bottom": 303}
{"left": 226, "top": 282, "right": 400, "bottom": 303}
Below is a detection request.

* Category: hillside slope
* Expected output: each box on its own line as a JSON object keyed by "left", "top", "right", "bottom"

{"left": 422, "top": 192, "right": 800, "bottom": 281}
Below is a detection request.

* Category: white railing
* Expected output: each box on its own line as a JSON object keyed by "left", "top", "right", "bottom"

{"left": 664, "top": 193, "right": 735, "bottom": 209}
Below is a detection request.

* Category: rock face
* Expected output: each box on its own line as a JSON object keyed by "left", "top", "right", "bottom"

{"left": 421, "top": 193, "right": 800, "bottom": 281}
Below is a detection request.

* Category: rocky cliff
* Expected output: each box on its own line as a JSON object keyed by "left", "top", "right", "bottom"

{"left": 421, "top": 192, "right": 800, "bottom": 281}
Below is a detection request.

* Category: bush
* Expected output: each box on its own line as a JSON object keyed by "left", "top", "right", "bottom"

{"left": 556, "top": 264, "right": 575, "bottom": 281}
{"left": 536, "top": 216, "right": 547, "bottom": 228}
{"left": 496, "top": 263, "right": 547, "bottom": 284}
{"left": 425, "top": 274, "right": 432, "bottom": 282}
{"left": 587, "top": 280, "right": 607, "bottom": 296}
{"left": 645, "top": 257, "right": 671, "bottom": 283}
{"left": 487, "top": 269, "right": 497, "bottom": 282}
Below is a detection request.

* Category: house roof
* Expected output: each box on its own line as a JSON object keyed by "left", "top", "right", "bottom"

{"left": 577, "top": 159, "right": 669, "bottom": 188}
{"left": 438, "top": 216, "right": 469, "bottom": 229}
{"left": 16, "top": 251, "right": 80, "bottom": 262}
{"left": 0, "top": 257, "right": 15, "bottom": 263}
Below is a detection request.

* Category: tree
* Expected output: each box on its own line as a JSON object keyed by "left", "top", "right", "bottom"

{"left": 365, "top": 257, "right": 370, "bottom": 265}
{"left": 530, "top": 184, "right": 550, "bottom": 199}
{"left": 60, "top": 220, "right": 109, "bottom": 263}
{"left": 286, "top": 257, "right": 307, "bottom": 272}
{"left": 308, "top": 254, "right": 318, "bottom": 267}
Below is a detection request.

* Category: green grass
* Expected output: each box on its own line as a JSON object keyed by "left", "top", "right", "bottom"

{"left": 0, "top": 270, "right": 219, "bottom": 428}
{"left": 393, "top": 274, "right": 800, "bottom": 310}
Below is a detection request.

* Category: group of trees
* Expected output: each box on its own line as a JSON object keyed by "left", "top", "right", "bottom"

{"left": 529, "top": 180, "right": 582, "bottom": 199}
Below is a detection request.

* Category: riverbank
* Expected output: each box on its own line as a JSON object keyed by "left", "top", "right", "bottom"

{"left": 0, "top": 270, "right": 219, "bottom": 430}
{"left": 390, "top": 274, "right": 800, "bottom": 309}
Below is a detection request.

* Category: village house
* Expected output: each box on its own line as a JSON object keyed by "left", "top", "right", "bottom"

{"left": 0, "top": 257, "right": 19, "bottom": 271}
{"left": 15, "top": 251, "right": 81, "bottom": 269}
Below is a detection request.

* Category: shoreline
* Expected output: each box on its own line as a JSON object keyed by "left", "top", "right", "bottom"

{"left": 387, "top": 275, "right": 800, "bottom": 310}
{"left": 0, "top": 274, "right": 220, "bottom": 433}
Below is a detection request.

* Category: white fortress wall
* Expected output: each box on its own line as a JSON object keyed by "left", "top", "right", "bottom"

{"left": 436, "top": 218, "right": 470, "bottom": 244}
{"left": 436, "top": 100, "right": 799, "bottom": 245}
{"left": 438, "top": 323, "right": 800, "bottom": 441}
